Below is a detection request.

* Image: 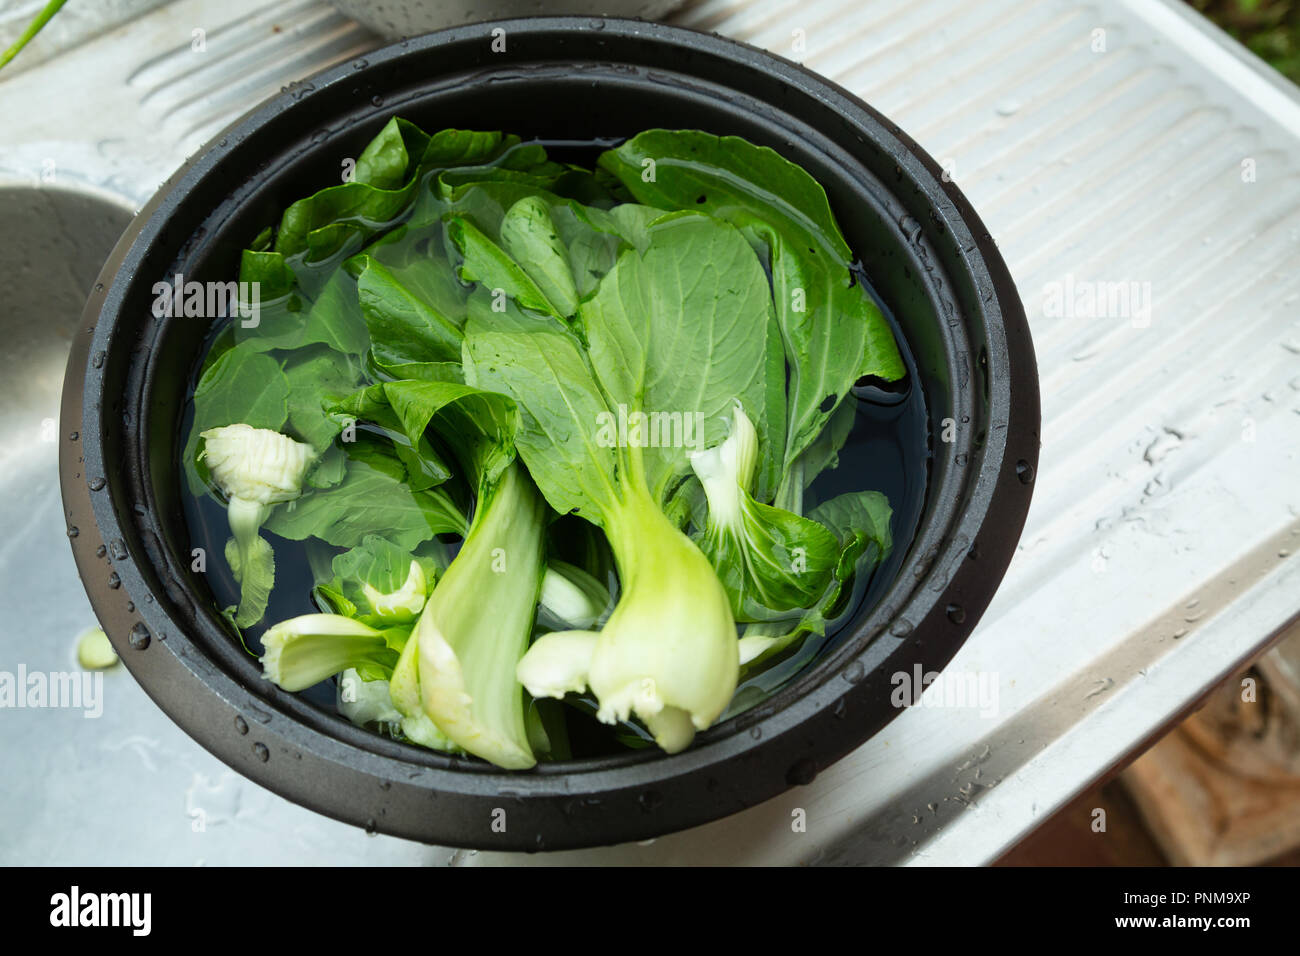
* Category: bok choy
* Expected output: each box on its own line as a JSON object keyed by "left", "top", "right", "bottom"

{"left": 181, "top": 118, "right": 906, "bottom": 770}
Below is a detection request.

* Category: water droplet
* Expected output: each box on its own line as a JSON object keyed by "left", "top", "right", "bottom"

{"left": 1144, "top": 473, "right": 1168, "bottom": 497}
{"left": 68, "top": 431, "right": 79, "bottom": 441}
{"left": 638, "top": 790, "right": 663, "bottom": 812}
{"left": 125, "top": 601, "right": 134, "bottom": 612}
{"left": 749, "top": 726, "right": 762, "bottom": 740}
{"left": 110, "top": 539, "right": 128, "bottom": 560}
{"left": 66, "top": 526, "right": 79, "bottom": 538}
{"left": 234, "top": 715, "right": 249, "bottom": 735}
{"left": 252, "top": 742, "right": 270, "bottom": 762}
{"left": 364, "top": 818, "right": 377, "bottom": 834}
{"left": 95, "top": 544, "right": 106, "bottom": 559}
{"left": 353, "top": 58, "right": 368, "bottom": 70}
{"left": 370, "top": 94, "right": 384, "bottom": 107}
{"left": 946, "top": 603, "right": 966, "bottom": 625}
{"left": 842, "top": 661, "right": 865, "bottom": 683}
{"left": 128, "top": 622, "right": 150, "bottom": 649}
{"left": 833, "top": 698, "right": 848, "bottom": 719}
{"left": 87, "top": 476, "right": 106, "bottom": 491}
{"left": 91, "top": 351, "right": 105, "bottom": 369}
{"left": 1016, "top": 459, "right": 1034, "bottom": 484}
{"left": 889, "top": 619, "right": 914, "bottom": 638}
{"left": 786, "top": 758, "right": 818, "bottom": 786}
{"left": 1144, "top": 429, "right": 1183, "bottom": 465}
{"left": 108, "top": 572, "right": 121, "bottom": 590}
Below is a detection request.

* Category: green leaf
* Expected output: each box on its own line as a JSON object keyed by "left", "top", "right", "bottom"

{"left": 370, "top": 360, "right": 466, "bottom": 384}
{"left": 797, "top": 395, "right": 857, "bottom": 491}
{"left": 332, "top": 535, "right": 427, "bottom": 595}
{"left": 392, "top": 380, "right": 519, "bottom": 490}
{"left": 461, "top": 285, "right": 571, "bottom": 339}
{"left": 238, "top": 249, "right": 296, "bottom": 300}
{"left": 498, "top": 196, "right": 580, "bottom": 317}
{"left": 418, "top": 129, "right": 523, "bottom": 171}
{"left": 435, "top": 142, "right": 567, "bottom": 201}
{"left": 306, "top": 445, "right": 347, "bottom": 490}
{"left": 273, "top": 122, "right": 519, "bottom": 260}
{"left": 690, "top": 404, "right": 838, "bottom": 621}
{"left": 353, "top": 118, "right": 431, "bottom": 189}
{"left": 740, "top": 490, "right": 893, "bottom": 671}
{"left": 232, "top": 267, "right": 368, "bottom": 357}
{"left": 447, "top": 215, "right": 563, "bottom": 318}
{"left": 464, "top": 330, "right": 620, "bottom": 526}
{"left": 775, "top": 392, "right": 858, "bottom": 512}
{"left": 580, "top": 212, "right": 777, "bottom": 505}
{"left": 363, "top": 222, "right": 468, "bottom": 298}
{"left": 332, "top": 391, "right": 453, "bottom": 493}
{"left": 283, "top": 346, "right": 363, "bottom": 451}
{"left": 339, "top": 431, "right": 411, "bottom": 481}
{"left": 697, "top": 496, "right": 839, "bottom": 622}
{"left": 441, "top": 181, "right": 653, "bottom": 298}
{"left": 810, "top": 489, "right": 894, "bottom": 580}
{"left": 225, "top": 534, "right": 275, "bottom": 629}
{"left": 551, "top": 201, "right": 657, "bottom": 297}
{"left": 324, "top": 534, "right": 440, "bottom": 626}
{"left": 350, "top": 254, "right": 464, "bottom": 368}
{"left": 263, "top": 459, "right": 464, "bottom": 550}
{"left": 602, "top": 203, "right": 666, "bottom": 253}
{"left": 600, "top": 129, "right": 905, "bottom": 475}
{"left": 338, "top": 379, "right": 519, "bottom": 492}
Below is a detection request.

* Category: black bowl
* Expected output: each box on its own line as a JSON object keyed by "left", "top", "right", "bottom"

{"left": 59, "top": 17, "right": 1039, "bottom": 851}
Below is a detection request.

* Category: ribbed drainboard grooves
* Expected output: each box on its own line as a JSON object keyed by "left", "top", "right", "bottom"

{"left": 125, "top": 0, "right": 375, "bottom": 149}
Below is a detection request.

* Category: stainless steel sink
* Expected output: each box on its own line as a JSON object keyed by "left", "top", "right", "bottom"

{"left": 0, "top": 187, "right": 132, "bottom": 436}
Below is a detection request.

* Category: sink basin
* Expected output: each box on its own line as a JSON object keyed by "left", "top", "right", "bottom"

{"left": 0, "top": 185, "right": 133, "bottom": 625}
